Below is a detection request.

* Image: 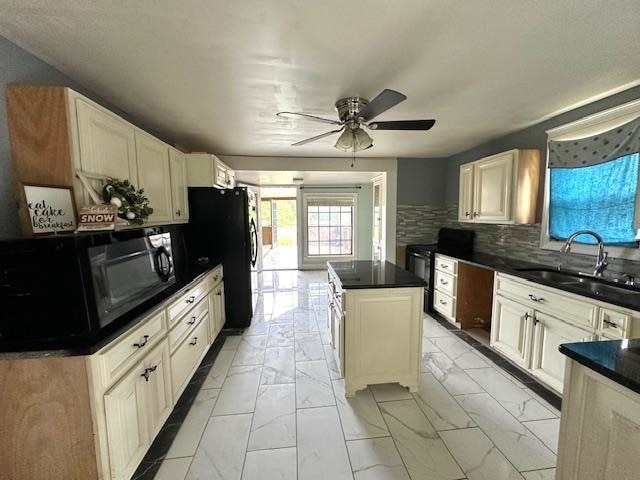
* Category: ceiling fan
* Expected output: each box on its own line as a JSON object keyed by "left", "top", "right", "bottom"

{"left": 276, "top": 89, "right": 435, "bottom": 152}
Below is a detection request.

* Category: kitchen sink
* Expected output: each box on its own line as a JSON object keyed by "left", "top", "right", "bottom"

{"left": 515, "top": 268, "right": 640, "bottom": 297}
{"left": 514, "top": 268, "right": 585, "bottom": 284}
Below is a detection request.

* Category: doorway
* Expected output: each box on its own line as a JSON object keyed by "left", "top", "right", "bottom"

{"left": 261, "top": 187, "right": 298, "bottom": 270}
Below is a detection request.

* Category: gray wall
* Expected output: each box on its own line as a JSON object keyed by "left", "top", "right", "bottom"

{"left": 397, "top": 157, "right": 447, "bottom": 206}
{"left": 444, "top": 85, "right": 640, "bottom": 204}
{"left": 0, "top": 36, "right": 169, "bottom": 240}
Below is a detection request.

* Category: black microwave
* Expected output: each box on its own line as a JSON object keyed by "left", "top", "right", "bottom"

{"left": 0, "top": 226, "right": 184, "bottom": 352}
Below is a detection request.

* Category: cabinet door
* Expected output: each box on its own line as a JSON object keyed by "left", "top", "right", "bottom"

{"left": 332, "top": 303, "right": 345, "bottom": 377}
{"left": 103, "top": 363, "right": 147, "bottom": 480}
{"left": 558, "top": 364, "right": 640, "bottom": 480}
{"left": 140, "top": 340, "right": 172, "bottom": 440}
{"left": 372, "top": 180, "right": 383, "bottom": 260}
{"left": 135, "top": 132, "right": 173, "bottom": 223}
{"left": 215, "top": 283, "right": 226, "bottom": 333}
{"left": 490, "top": 295, "right": 533, "bottom": 368}
{"left": 227, "top": 170, "right": 236, "bottom": 188}
{"left": 530, "top": 311, "right": 594, "bottom": 393}
{"left": 458, "top": 164, "right": 474, "bottom": 221}
{"left": 473, "top": 152, "right": 513, "bottom": 222}
{"left": 208, "top": 285, "right": 225, "bottom": 340}
{"left": 169, "top": 149, "right": 189, "bottom": 221}
{"left": 76, "top": 99, "right": 137, "bottom": 202}
{"left": 213, "top": 160, "right": 228, "bottom": 188}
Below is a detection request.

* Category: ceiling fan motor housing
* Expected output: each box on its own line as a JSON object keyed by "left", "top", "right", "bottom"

{"left": 335, "top": 96, "right": 369, "bottom": 122}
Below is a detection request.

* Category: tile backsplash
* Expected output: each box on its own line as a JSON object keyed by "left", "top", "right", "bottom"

{"left": 396, "top": 204, "right": 640, "bottom": 279}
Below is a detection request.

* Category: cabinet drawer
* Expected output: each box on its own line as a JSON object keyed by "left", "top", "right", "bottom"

{"left": 203, "top": 265, "right": 223, "bottom": 291}
{"left": 167, "top": 281, "right": 208, "bottom": 327}
{"left": 171, "top": 315, "right": 209, "bottom": 399}
{"left": 435, "top": 255, "right": 457, "bottom": 274}
{"left": 434, "top": 290, "right": 455, "bottom": 321}
{"left": 434, "top": 270, "right": 456, "bottom": 296}
{"left": 99, "top": 310, "right": 166, "bottom": 387}
{"left": 496, "top": 275, "right": 597, "bottom": 330}
{"left": 598, "top": 308, "right": 629, "bottom": 339}
{"left": 168, "top": 296, "right": 209, "bottom": 352}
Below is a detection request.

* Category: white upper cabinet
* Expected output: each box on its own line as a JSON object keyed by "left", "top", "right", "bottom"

{"left": 75, "top": 99, "right": 138, "bottom": 205}
{"left": 135, "top": 131, "right": 173, "bottom": 223}
{"left": 458, "top": 149, "right": 541, "bottom": 224}
{"left": 458, "top": 164, "right": 474, "bottom": 221}
{"left": 169, "top": 148, "right": 189, "bottom": 222}
{"left": 473, "top": 152, "right": 513, "bottom": 222}
{"left": 186, "top": 153, "right": 235, "bottom": 188}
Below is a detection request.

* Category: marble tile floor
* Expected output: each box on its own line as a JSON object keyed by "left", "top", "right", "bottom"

{"left": 145, "top": 270, "right": 561, "bottom": 480}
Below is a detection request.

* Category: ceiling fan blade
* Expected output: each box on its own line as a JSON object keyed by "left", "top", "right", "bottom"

{"left": 292, "top": 127, "right": 345, "bottom": 146}
{"left": 277, "top": 111, "right": 342, "bottom": 125}
{"left": 357, "top": 89, "right": 407, "bottom": 121}
{"left": 368, "top": 119, "right": 436, "bottom": 131}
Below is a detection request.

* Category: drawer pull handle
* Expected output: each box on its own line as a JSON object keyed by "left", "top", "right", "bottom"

{"left": 214, "top": 275, "right": 219, "bottom": 281}
{"left": 439, "top": 299, "right": 447, "bottom": 305}
{"left": 533, "top": 316, "right": 540, "bottom": 326}
{"left": 141, "top": 365, "right": 157, "bottom": 382}
{"left": 528, "top": 294, "right": 544, "bottom": 303}
{"left": 187, "top": 316, "right": 197, "bottom": 325}
{"left": 133, "top": 335, "right": 149, "bottom": 349}
{"left": 603, "top": 319, "right": 619, "bottom": 329}
{"left": 440, "top": 264, "right": 449, "bottom": 269}
{"left": 187, "top": 295, "right": 196, "bottom": 304}
{"left": 189, "top": 337, "right": 198, "bottom": 346}
{"left": 440, "top": 279, "right": 448, "bottom": 285}
{"left": 465, "top": 211, "right": 470, "bottom": 217}
{"left": 216, "top": 291, "right": 222, "bottom": 296}
{"left": 523, "top": 312, "right": 531, "bottom": 321}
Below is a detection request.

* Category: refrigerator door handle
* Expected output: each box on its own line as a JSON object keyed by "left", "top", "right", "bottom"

{"left": 249, "top": 219, "right": 258, "bottom": 267}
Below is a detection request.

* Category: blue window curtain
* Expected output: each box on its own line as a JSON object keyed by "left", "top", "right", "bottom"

{"left": 549, "top": 153, "right": 640, "bottom": 245}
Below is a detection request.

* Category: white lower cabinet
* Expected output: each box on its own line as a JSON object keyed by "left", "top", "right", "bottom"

{"left": 557, "top": 360, "right": 640, "bottom": 479}
{"left": 92, "top": 267, "right": 225, "bottom": 480}
{"left": 170, "top": 314, "right": 209, "bottom": 399}
{"left": 103, "top": 339, "right": 171, "bottom": 480}
{"left": 491, "top": 272, "right": 638, "bottom": 394}
{"left": 530, "top": 311, "right": 595, "bottom": 393}
{"left": 490, "top": 295, "right": 533, "bottom": 368}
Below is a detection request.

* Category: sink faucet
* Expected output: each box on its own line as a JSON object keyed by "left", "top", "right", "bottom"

{"left": 560, "top": 230, "right": 608, "bottom": 277}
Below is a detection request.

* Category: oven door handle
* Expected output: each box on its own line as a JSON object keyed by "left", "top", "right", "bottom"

{"left": 154, "top": 246, "right": 173, "bottom": 282}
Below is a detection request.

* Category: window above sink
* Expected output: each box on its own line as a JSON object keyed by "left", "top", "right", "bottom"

{"left": 541, "top": 98, "right": 640, "bottom": 260}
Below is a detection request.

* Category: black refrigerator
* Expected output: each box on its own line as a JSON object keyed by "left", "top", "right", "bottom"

{"left": 186, "top": 187, "right": 258, "bottom": 329}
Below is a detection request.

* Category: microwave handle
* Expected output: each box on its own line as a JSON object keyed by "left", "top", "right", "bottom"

{"left": 154, "top": 247, "right": 172, "bottom": 282}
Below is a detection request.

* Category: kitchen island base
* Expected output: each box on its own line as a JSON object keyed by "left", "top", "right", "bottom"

{"left": 328, "top": 261, "right": 424, "bottom": 398}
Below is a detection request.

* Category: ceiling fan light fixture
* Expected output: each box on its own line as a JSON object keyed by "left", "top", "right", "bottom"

{"left": 333, "top": 128, "right": 373, "bottom": 152}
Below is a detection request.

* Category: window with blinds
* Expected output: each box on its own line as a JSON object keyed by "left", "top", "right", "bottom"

{"left": 305, "top": 196, "right": 354, "bottom": 256}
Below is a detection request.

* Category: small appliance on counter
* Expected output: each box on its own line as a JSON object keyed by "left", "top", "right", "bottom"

{"left": 186, "top": 186, "right": 258, "bottom": 329}
{"left": 405, "top": 228, "right": 475, "bottom": 312}
{"left": 0, "top": 225, "right": 187, "bottom": 352}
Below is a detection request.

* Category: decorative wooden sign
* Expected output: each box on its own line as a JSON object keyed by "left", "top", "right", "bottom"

{"left": 23, "top": 185, "right": 77, "bottom": 234}
{"left": 76, "top": 204, "right": 118, "bottom": 232}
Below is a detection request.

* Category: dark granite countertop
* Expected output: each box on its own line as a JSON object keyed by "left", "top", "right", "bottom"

{"left": 439, "top": 251, "right": 640, "bottom": 312}
{"left": 328, "top": 260, "right": 425, "bottom": 289}
{"left": 560, "top": 339, "right": 640, "bottom": 395}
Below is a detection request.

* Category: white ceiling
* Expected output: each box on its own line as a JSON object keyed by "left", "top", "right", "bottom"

{"left": 1, "top": 1, "right": 639, "bottom": 158}
{"left": 236, "top": 170, "right": 380, "bottom": 186}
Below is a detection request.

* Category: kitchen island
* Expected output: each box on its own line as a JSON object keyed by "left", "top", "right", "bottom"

{"left": 327, "top": 260, "right": 424, "bottom": 397}
{"left": 556, "top": 339, "right": 640, "bottom": 479}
